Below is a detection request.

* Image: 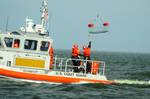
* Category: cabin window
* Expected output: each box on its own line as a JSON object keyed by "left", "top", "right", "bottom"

{"left": 4, "top": 37, "right": 13, "bottom": 48}
{"left": 24, "top": 39, "right": 37, "bottom": 50}
{"left": 13, "top": 39, "right": 20, "bottom": 48}
{"left": 40, "top": 41, "right": 50, "bottom": 51}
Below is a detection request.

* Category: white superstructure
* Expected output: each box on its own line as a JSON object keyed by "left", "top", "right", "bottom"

{"left": 0, "top": 0, "right": 112, "bottom": 85}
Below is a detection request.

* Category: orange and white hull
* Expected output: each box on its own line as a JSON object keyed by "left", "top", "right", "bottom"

{"left": 0, "top": 67, "right": 113, "bottom": 85}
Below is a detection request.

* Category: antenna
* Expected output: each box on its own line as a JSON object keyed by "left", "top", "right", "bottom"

{"left": 5, "top": 16, "right": 9, "bottom": 33}
{"left": 46, "top": 13, "right": 51, "bottom": 36}
{"left": 48, "top": 13, "right": 53, "bottom": 36}
{"left": 0, "top": 17, "right": 2, "bottom": 32}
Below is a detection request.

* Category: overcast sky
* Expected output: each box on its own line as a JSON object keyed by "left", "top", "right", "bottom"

{"left": 0, "top": 0, "right": 150, "bottom": 53}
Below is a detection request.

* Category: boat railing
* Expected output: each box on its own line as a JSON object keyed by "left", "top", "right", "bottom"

{"left": 52, "top": 56, "right": 106, "bottom": 75}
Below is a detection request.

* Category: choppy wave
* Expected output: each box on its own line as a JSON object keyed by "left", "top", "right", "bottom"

{"left": 1, "top": 51, "right": 150, "bottom": 99}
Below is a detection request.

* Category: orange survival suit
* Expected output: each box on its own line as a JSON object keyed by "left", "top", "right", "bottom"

{"left": 71, "top": 44, "right": 81, "bottom": 72}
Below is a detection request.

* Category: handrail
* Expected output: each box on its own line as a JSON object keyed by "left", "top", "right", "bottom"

{"left": 52, "top": 56, "right": 106, "bottom": 75}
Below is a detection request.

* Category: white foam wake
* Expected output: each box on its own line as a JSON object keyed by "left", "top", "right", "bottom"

{"left": 113, "top": 79, "right": 150, "bottom": 85}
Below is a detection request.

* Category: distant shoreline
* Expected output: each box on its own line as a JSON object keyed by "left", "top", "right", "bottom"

{"left": 54, "top": 49, "right": 150, "bottom": 55}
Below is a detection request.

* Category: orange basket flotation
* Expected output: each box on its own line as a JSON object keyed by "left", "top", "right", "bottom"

{"left": 91, "top": 62, "right": 99, "bottom": 74}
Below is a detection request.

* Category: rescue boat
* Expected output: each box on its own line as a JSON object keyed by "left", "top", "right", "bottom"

{"left": 0, "top": 0, "right": 113, "bottom": 85}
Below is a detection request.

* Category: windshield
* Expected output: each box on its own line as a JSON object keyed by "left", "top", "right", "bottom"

{"left": 24, "top": 39, "right": 37, "bottom": 50}
{"left": 4, "top": 37, "right": 13, "bottom": 48}
{"left": 40, "top": 41, "right": 50, "bottom": 51}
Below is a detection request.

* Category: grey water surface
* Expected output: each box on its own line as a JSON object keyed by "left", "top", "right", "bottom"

{"left": 0, "top": 50, "right": 150, "bottom": 99}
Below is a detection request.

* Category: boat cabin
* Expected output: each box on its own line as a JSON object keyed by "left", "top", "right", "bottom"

{"left": 0, "top": 31, "right": 53, "bottom": 53}
{"left": 0, "top": 31, "right": 53, "bottom": 70}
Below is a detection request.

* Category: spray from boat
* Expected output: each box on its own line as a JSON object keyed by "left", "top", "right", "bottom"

{"left": 112, "top": 79, "right": 150, "bottom": 86}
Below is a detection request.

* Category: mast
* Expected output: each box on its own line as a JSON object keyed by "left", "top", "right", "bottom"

{"left": 41, "top": 0, "right": 49, "bottom": 30}
{"left": 5, "top": 16, "right": 9, "bottom": 33}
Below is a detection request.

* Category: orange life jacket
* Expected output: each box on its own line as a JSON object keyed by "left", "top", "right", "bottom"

{"left": 13, "top": 43, "right": 19, "bottom": 48}
{"left": 72, "top": 47, "right": 80, "bottom": 57}
{"left": 83, "top": 47, "right": 90, "bottom": 57}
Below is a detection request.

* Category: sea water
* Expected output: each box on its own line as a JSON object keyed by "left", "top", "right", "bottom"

{"left": 0, "top": 50, "right": 150, "bottom": 99}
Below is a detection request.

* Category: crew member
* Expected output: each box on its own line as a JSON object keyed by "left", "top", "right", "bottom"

{"left": 13, "top": 40, "right": 20, "bottom": 48}
{"left": 83, "top": 41, "right": 91, "bottom": 72}
{"left": 71, "top": 44, "right": 81, "bottom": 72}
{"left": 83, "top": 41, "right": 91, "bottom": 60}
